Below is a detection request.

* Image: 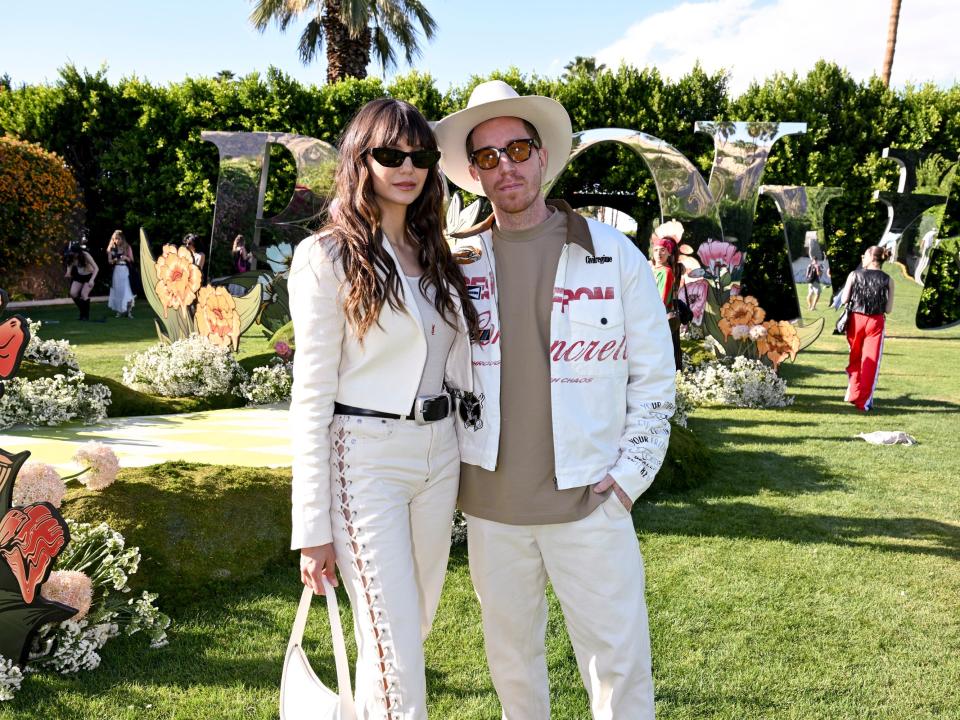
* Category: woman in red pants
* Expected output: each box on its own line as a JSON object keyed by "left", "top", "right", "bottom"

{"left": 839, "top": 245, "right": 895, "bottom": 411}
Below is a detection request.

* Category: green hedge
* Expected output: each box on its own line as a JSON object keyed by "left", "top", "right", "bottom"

{"left": 2, "top": 62, "right": 957, "bottom": 322}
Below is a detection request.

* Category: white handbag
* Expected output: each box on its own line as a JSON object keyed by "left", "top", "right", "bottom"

{"left": 280, "top": 577, "right": 357, "bottom": 720}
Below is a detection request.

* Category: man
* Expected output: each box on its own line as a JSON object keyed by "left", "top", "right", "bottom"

{"left": 434, "top": 80, "right": 676, "bottom": 719}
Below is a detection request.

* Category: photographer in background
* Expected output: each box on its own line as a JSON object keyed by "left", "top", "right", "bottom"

{"left": 64, "top": 238, "right": 98, "bottom": 321}
{"left": 107, "top": 229, "right": 136, "bottom": 318}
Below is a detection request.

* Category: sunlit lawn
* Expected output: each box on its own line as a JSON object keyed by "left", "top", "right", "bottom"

{"left": 2, "top": 270, "right": 958, "bottom": 719}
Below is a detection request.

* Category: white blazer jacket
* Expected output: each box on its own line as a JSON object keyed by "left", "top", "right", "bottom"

{"left": 288, "top": 233, "right": 473, "bottom": 549}
{"left": 451, "top": 202, "right": 676, "bottom": 503}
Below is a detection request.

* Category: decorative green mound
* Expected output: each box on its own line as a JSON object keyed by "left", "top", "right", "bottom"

{"left": 645, "top": 422, "right": 713, "bottom": 497}
{"left": 62, "top": 461, "right": 295, "bottom": 609}
{"left": 18, "top": 360, "right": 247, "bottom": 416}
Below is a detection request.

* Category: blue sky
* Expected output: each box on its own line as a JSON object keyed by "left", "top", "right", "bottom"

{"left": 2, "top": 0, "right": 957, "bottom": 94}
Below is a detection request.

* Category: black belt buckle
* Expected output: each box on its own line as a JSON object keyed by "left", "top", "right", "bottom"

{"left": 413, "top": 394, "right": 450, "bottom": 425}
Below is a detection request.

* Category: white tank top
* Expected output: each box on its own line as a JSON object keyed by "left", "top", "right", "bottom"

{"left": 406, "top": 275, "right": 456, "bottom": 396}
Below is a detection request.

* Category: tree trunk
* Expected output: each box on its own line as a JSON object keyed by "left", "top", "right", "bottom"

{"left": 322, "top": 0, "right": 371, "bottom": 83}
{"left": 881, "top": 0, "right": 902, "bottom": 87}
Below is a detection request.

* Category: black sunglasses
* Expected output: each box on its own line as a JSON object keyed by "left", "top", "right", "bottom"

{"left": 469, "top": 138, "right": 540, "bottom": 170}
{"left": 365, "top": 147, "right": 441, "bottom": 169}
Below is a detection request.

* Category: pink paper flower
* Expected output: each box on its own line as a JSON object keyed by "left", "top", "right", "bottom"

{"left": 731, "top": 324, "right": 751, "bottom": 340}
{"left": 677, "top": 278, "right": 709, "bottom": 325}
{"left": 40, "top": 570, "right": 93, "bottom": 620}
{"left": 274, "top": 341, "right": 293, "bottom": 361}
{"left": 12, "top": 462, "right": 66, "bottom": 508}
{"left": 697, "top": 240, "right": 743, "bottom": 276}
{"left": 749, "top": 325, "right": 768, "bottom": 341}
{"left": 73, "top": 442, "right": 120, "bottom": 491}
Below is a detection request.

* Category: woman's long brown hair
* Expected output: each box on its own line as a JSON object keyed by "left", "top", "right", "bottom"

{"left": 323, "top": 98, "right": 479, "bottom": 343}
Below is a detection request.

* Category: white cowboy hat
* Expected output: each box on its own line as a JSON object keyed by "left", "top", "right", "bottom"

{"left": 433, "top": 80, "right": 573, "bottom": 197}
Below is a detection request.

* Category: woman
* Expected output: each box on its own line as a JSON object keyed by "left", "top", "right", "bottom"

{"left": 182, "top": 234, "right": 206, "bottom": 278}
{"left": 649, "top": 231, "right": 682, "bottom": 370}
{"left": 805, "top": 255, "right": 823, "bottom": 311}
{"left": 64, "top": 241, "right": 98, "bottom": 321}
{"left": 232, "top": 234, "right": 251, "bottom": 273}
{"left": 107, "top": 230, "right": 135, "bottom": 317}
{"left": 839, "top": 245, "right": 894, "bottom": 411}
{"left": 288, "top": 98, "right": 478, "bottom": 719}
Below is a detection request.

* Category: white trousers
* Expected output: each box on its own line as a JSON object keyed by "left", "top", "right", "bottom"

{"left": 330, "top": 413, "right": 459, "bottom": 720}
{"left": 467, "top": 495, "right": 655, "bottom": 720}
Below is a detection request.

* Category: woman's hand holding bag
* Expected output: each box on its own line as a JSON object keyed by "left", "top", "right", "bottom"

{"left": 280, "top": 576, "right": 356, "bottom": 720}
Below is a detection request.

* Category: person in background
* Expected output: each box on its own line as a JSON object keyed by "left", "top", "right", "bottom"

{"left": 183, "top": 234, "right": 206, "bottom": 278}
{"left": 650, "top": 221, "right": 683, "bottom": 370}
{"left": 806, "top": 254, "right": 823, "bottom": 311}
{"left": 106, "top": 229, "right": 135, "bottom": 318}
{"left": 232, "top": 234, "right": 251, "bottom": 274}
{"left": 64, "top": 241, "right": 98, "bottom": 321}
{"left": 839, "top": 245, "right": 895, "bottom": 411}
{"left": 288, "top": 98, "right": 478, "bottom": 719}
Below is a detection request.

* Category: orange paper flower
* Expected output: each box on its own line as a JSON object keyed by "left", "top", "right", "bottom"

{"left": 195, "top": 286, "right": 241, "bottom": 350}
{"left": 154, "top": 245, "right": 202, "bottom": 316}
{"left": 755, "top": 320, "right": 800, "bottom": 369}
{"left": 718, "top": 295, "right": 766, "bottom": 339}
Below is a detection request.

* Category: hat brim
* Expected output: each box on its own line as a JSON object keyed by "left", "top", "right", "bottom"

{"left": 434, "top": 95, "right": 573, "bottom": 197}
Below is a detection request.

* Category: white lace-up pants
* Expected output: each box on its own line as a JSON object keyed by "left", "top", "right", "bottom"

{"left": 466, "top": 495, "right": 655, "bottom": 720}
{"left": 330, "top": 413, "right": 459, "bottom": 720}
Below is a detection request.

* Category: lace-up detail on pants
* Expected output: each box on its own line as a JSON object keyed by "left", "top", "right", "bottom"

{"left": 329, "top": 413, "right": 459, "bottom": 720}
{"left": 332, "top": 419, "right": 403, "bottom": 716}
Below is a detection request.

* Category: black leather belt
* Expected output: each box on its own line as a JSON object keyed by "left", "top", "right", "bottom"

{"left": 334, "top": 395, "right": 451, "bottom": 425}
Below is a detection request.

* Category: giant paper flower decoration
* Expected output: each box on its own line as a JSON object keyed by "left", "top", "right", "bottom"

{"left": 697, "top": 239, "right": 743, "bottom": 277}
{"left": 755, "top": 320, "right": 800, "bottom": 369}
{"left": 264, "top": 243, "right": 294, "bottom": 278}
{"left": 678, "top": 278, "right": 709, "bottom": 325}
{"left": 195, "top": 286, "right": 242, "bottom": 350}
{"left": 718, "top": 295, "right": 765, "bottom": 339}
{"left": 154, "top": 245, "right": 202, "bottom": 316}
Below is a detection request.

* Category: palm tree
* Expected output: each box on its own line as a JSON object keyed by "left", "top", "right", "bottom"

{"left": 249, "top": 0, "right": 437, "bottom": 84}
{"left": 563, "top": 56, "right": 607, "bottom": 80}
{"left": 881, "top": 0, "right": 902, "bottom": 87}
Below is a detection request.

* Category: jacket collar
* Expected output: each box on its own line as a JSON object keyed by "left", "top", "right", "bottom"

{"left": 451, "top": 199, "right": 595, "bottom": 256}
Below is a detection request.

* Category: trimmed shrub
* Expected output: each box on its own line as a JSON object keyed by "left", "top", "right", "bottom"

{"left": 62, "top": 461, "right": 295, "bottom": 609}
{"left": 0, "top": 136, "right": 85, "bottom": 298}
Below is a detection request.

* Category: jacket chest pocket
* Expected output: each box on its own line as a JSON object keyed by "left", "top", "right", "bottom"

{"left": 556, "top": 300, "right": 627, "bottom": 377}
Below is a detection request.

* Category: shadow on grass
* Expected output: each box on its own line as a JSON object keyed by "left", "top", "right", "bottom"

{"left": 790, "top": 392, "right": 960, "bottom": 414}
{"left": 639, "top": 501, "right": 960, "bottom": 560}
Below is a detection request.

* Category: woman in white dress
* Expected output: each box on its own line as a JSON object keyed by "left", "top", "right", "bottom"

{"left": 106, "top": 230, "right": 135, "bottom": 318}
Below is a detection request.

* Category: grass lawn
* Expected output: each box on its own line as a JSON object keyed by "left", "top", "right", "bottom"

{"left": 2, "top": 271, "right": 959, "bottom": 719}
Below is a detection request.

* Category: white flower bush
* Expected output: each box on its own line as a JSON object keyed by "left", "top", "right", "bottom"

{"left": 0, "top": 657, "right": 22, "bottom": 702}
{"left": 24, "top": 320, "right": 79, "bottom": 371}
{"left": 236, "top": 358, "right": 293, "bottom": 405}
{"left": 122, "top": 335, "right": 245, "bottom": 397}
{"left": 28, "top": 619, "right": 119, "bottom": 674}
{"left": 0, "top": 322, "right": 110, "bottom": 430}
{"left": 25, "top": 520, "right": 171, "bottom": 678}
{"left": 677, "top": 356, "right": 794, "bottom": 409}
{"left": 0, "top": 373, "right": 111, "bottom": 429}
{"left": 451, "top": 510, "right": 468, "bottom": 545}
{"left": 673, "top": 372, "right": 693, "bottom": 428}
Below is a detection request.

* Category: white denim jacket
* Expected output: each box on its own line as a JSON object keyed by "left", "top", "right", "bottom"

{"left": 452, "top": 202, "right": 676, "bottom": 503}
{"left": 287, "top": 234, "right": 473, "bottom": 549}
